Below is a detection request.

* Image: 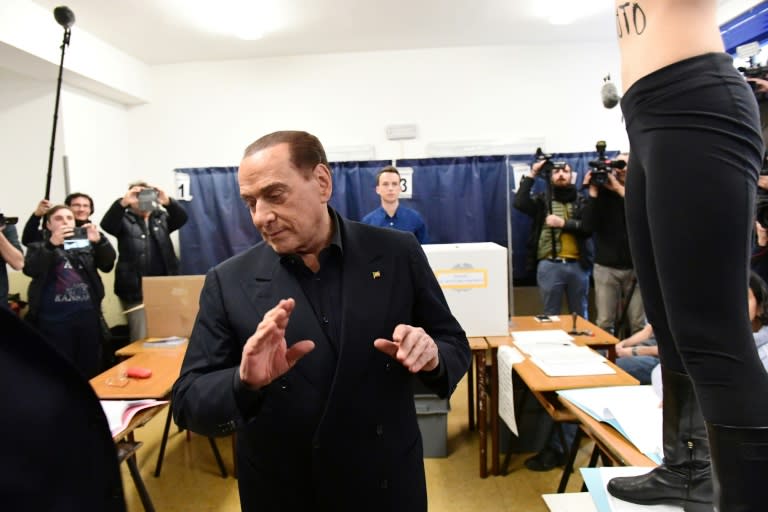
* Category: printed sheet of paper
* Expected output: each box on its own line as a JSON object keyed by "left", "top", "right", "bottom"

{"left": 511, "top": 329, "right": 574, "bottom": 346}
{"left": 559, "top": 386, "right": 662, "bottom": 462}
{"left": 541, "top": 492, "right": 597, "bottom": 512}
{"left": 497, "top": 345, "right": 524, "bottom": 435}
{"left": 528, "top": 345, "right": 615, "bottom": 377}
{"left": 100, "top": 399, "right": 168, "bottom": 437}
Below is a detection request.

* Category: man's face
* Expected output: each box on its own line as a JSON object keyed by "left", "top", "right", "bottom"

{"left": 551, "top": 166, "right": 572, "bottom": 187}
{"left": 614, "top": 154, "right": 629, "bottom": 184}
{"left": 376, "top": 171, "right": 401, "bottom": 204}
{"left": 238, "top": 143, "right": 332, "bottom": 256}
{"left": 68, "top": 196, "right": 92, "bottom": 222}
{"left": 46, "top": 208, "right": 75, "bottom": 232}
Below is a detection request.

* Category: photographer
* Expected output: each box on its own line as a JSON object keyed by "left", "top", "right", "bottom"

{"left": 514, "top": 158, "right": 594, "bottom": 317}
{"left": 0, "top": 214, "right": 24, "bottom": 310}
{"left": 101, "top": 181, "right": 188, "bottom": 341}
{"left": 22, "top": 193, "right": 98, "bottom": 246}
{"left": 583, "top": 153, "right": 645, "bottom": 338}
{"left": 747, "top": 76, "right": 768, "bottom": 96}
{"left": 752, "top": 155, "right": 768, "bottom": 284}
{"left": 514, "top": 157, "right": 594, "bottom": 470}
{"left": 753, "top": 219, "right": 768, "bottom": 285}
{"left": 23, "top": 205, "right": 115, "bottom": 377}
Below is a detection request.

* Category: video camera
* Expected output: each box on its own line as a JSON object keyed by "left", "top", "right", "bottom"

{"left": 0, "top": 213, "right": 19, "bottom": 226}
{"left": 587, "top": 140, "right": 626, "bottom": 187}
{"left": 534, "top": 147, "right": 568, "bottom": 178}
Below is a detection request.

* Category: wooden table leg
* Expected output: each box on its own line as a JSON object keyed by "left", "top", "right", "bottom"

{"left": 467, "top": 358, "right": 475, "bottom": 431}
{"left": 490, "top": 347, "right": 499, "bottom": 475}
{"left": 476, "top": 349, "right": 488, "bottom": 478}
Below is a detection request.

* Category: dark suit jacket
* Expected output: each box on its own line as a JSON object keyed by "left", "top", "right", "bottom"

{"left": 172, "top": 213, "right": 470, "bottom": 512}
{"left": 0, "top": 308, "right": 125, "bottom": 511}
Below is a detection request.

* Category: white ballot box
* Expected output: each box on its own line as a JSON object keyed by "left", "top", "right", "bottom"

{"left": 422, "top": 242, "right": 509, "bottom": 337}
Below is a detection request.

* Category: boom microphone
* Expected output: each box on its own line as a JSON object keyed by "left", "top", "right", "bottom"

{"left": 601, "top": 74, "right": 620, "bottom": 109}
{"left": 54, "top": 6, "right": 75, "bottom": 29}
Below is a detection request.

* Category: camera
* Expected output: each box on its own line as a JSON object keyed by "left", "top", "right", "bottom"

{"left": 137, "top": 188, "right": 159, "bottom": 213}
{"left": 63, "top": 226, "right": 90, "bottom": 251}
{"left": 0, "top": 213, "right": 19, "bottom": 226}
{"left": 588, "top": 140, "right": 626, "bottom": 186}
{"left": 71, "top": 226, "right": 88, "bottom": 239}
{"left": 534, "top": 147, "right": 567, "bottom": 178}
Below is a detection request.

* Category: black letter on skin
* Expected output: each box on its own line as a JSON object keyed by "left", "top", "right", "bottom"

{"left": 632, "top": 3, "right": 646, "bottom": 35}
{"left": 616, "top": 11, "right": 624, "bottom": 38}
{"left": 618, "top": 3, "right": 631, "bottom": 36}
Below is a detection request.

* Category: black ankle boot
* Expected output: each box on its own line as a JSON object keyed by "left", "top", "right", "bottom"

{"left": 706, "top": 422, "right": 768, "bottom": 512}
{"left": 607, "top": 368, "right": 713, "bottom": 512}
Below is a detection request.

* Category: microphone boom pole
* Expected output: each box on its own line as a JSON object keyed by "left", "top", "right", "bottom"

{"left": 45, "top": 7, "right": 75, "bottom": 200}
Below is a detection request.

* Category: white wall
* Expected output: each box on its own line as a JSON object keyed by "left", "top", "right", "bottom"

{"left": 4, "top": 42, "right": 627, "bottom": 220}
{"left": 0, "top": 0, "right": 151, "bottom": 104}
{"left": 127, "top": 43, "right": 627, "bottom": 178}
{"left": 3, "top": 41, "right": 626, "bottom": 321}
{"left": 0, "top": 71, "right": 66, "bottom": 212}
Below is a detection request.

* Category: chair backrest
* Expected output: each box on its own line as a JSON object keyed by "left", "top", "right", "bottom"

{"left": 142, "top": 275, "right": 205, "bottom": 338}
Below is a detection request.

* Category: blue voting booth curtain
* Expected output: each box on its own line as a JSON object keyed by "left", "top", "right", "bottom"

{"left": 176, "top": 167, "right": 261, "bottom": 275}
{"left": 328, "top": 160, "right": 393, "bottom": 219}
{"left": 392, "top": 156, "right": 509, "bottom": 245}
{"left": 330, "top": 156, "right": 511, "bottom": 245}
{"left": 176, "top": 150, "right": 616, "bottom": 279}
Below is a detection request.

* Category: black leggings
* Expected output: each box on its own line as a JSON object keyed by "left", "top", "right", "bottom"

{"left": 622, "top": 52, "right": 768, "bottom": 426}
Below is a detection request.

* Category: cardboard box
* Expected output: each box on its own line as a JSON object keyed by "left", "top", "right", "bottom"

{"left": 422, "top": 242, "right": 509, "bottom": 337}
{"left": 142, "top": 275, "right": 205, "bottom": 338}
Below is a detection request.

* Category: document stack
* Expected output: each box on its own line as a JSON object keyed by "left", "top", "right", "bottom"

{"left": 512, "top": 330, "right": 615, "bottom": 377}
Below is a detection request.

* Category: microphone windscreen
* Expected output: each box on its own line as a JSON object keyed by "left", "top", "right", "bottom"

{"left": 601, "top": 81, "right": 620, "bottom": 109}
{"left": 54, "top": 6, "right": 75, "bottom": 29}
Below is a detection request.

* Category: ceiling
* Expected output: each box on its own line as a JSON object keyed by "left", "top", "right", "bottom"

{"left": 25, "top": 0, "right": 617, "bottom": 65}
{"left": 24, "top": 0, "right": 758, "bottom": 66}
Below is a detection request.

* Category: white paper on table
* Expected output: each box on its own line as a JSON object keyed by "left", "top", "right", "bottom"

{"left": 100, "top": 399, "right": 168, "bottom": 437}
{"left": 558, "top": 386, "right": 662, "bottom": 462}
{"left": 523, "top": 344, "right": 600, "bottom": 361}
{"left": 532, "top": 358, "right": 616, "bottom": 377}
{"left": 542, "top": 492, "right": 598, "bottom": 512}
{"left": 511, "top": 329, "right": 574, "bottom": 345}
{"left": 497, "top": 345, "right": 524, "bottom": 435}
{"left": 528, "top": 345, "right": 615, "bottom": 377}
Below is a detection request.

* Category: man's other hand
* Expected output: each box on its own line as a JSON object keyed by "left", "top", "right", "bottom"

{"left": 374, "top": 324, "right": 439, "bottom": 373}
{"left": 239, "top": 298, "right": 315, "bottom": 389}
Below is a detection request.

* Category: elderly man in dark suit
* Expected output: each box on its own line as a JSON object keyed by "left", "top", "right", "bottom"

{"left": 172, "top": 130, "right": 470, "bottom": 512}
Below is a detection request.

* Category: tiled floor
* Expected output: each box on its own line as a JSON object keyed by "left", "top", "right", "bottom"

{"left": 121, "top": 374, "right": 591, "bottom": 511}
